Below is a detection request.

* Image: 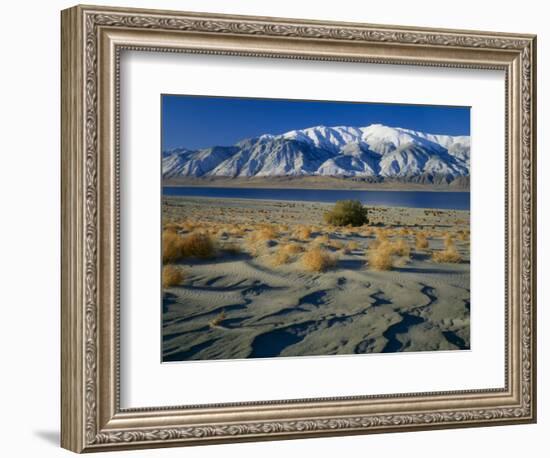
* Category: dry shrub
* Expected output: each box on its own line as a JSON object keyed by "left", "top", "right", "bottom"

{"left": 366, "top": 238, "right": 410, "bottom": 271}
{"left": 375, "top": 228, "right": 389, "bottom": 242}
{"left": 162, "top": 265, "right": 184, "bottom": 288}
{"left": 295, "top": 225, "right": 312, "bottom": 240}
{"left": 415, "top": 232, "right": 429, "bottom": 250}
{"left": 181, "top": 220, "right": 197, "bottom": 232}
{"left": 329, "top": 240, "right": 345, "bottom": 250}
{"left": 432, "top": 243, "right": 462, "bottom": 263}
{"left": 391, "top": 238, "right": 410, "bottom": 257}
{"left": 180, "top": 232, "right": 216, "bottom": 259}
{"left": 457, "top": 230, "right": 469, "bottom": 241}
{"left": 282, "top": 243, "right": 304, "bottom": 255}
{"left": 270, "top": 242, "right": 306, "bottom": 266}
{"left": 301, "top": 247, "right": 337, "bottom": 272}
{"left": 348, "top": 241, "right": 359, "bottom": 251}
{"left": 162, "top": 231, "right": 184, "bottom": 264}
{"left": 270, "top": 250, "right": 291, "bottom": 266}
{"left": 259, "top": 225, "right": 278, "bottom": 240}
{"left": 227, "top": 224, "right": 246, "bottom": 238}
{"left": 443, "top": 232, "right": 455, "bottom": 249}
{"left": 366, "top": 242, "right": 394, "bottom": 271}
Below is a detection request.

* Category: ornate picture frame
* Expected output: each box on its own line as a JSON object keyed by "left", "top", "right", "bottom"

{"left": 61, "top": 4, "right": 536, "bottom": 453}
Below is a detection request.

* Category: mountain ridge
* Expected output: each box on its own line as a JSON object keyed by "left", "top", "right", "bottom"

{"left": 162, "top": 124, "right": 470, "bottom": 183}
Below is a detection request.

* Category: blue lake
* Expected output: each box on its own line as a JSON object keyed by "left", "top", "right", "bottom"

{"left": 163, "top": 186, "right": 470, "bottom": 211}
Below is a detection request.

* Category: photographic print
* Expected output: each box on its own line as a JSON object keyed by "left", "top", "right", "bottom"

{"left": 161, "top": 95, "right": 471, "bottom": 362}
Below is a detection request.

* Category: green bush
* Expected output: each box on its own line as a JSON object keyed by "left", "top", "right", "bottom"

{"left": 323, "top": 200, "right": 368, "bottom": 227}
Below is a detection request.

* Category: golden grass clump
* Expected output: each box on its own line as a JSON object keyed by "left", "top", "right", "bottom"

{"left": 300, "top": 247, "right": 337, "bottom": 272}
{"left": 228, "top": 225, "right": 246, "bottom": 238}
{"left": 180, "top": 232, "right": 216, "bottom": 259}
{"left": 432, "top": 242, "right": 462, "bottom": 263}
{"left": 375, "top": 228, "right": 389, "bottom": 242}
{"left": 162, "top": 265, "right": 184, "bottom": 288}
{"left": 162, "top": 230, "right": 185, "bottom": 264}
{"left": 415, "top": 231, "right": 430, "bottom": 250}
{"left": 282, "top": 243, "right": 304, "bottom": 255}
{"left": 456, "top": 230, "right": 470, "bottom": 241}
{"left": 348, "top": 241, "right": 359, "bottom": 251}
{"left": 253, "top": 225, "right": 278, "bottom": 242}
{"left": 366, "top": 242, "right": 394, "bottom": 271}
{"left": 366, "top": 238, "right": 410, "bottom": 271}
{"left": 443, "top": 232, "right": 455, "bottom": 249}
{"left": 391, "top": 238, "right": 410, "bottom": 257}
{"left": 270, "top": 243, "right": 305, "bottom": 266}
{"left": 180, "top": 220, "right": 197, "bottom": 232}
{"left": 294, "top": 225, "right": 312, "bottom": 240}
{"left": 270, "top": 250, "right": 291, "bottom": 266}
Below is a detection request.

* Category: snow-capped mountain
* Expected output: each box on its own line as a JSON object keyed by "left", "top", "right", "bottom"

{"left": 162, "top": 124, "right": 470, "bottom": 181}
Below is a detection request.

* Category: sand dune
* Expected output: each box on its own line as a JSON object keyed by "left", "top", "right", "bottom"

{"left": 162, "top": 197, "right": 470, "bottom": 361}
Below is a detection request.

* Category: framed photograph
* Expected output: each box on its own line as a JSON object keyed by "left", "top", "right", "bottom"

{"left": 61, "top": 4, "right": 537, "bottom": 453}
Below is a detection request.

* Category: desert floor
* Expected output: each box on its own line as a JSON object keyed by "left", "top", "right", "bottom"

{"left": 162, "top": 196, "right": 470, "bottom": 362}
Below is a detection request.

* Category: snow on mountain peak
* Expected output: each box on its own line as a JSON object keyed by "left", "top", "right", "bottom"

{"left": 162, "top": 123, "right": 470, "bottom": 181}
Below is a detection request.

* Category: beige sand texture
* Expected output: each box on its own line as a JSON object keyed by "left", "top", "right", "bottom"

{"left": 162, "top": 197, "right": 470, "bottom": 361}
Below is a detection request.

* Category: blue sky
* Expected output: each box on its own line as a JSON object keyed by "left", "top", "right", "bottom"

{"left": 162, "top": 95, "right": 470, "bottom": 151}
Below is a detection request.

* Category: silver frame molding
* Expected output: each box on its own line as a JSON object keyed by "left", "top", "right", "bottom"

{"left": 61, "top": 4, "right": 537, "bottom": 453}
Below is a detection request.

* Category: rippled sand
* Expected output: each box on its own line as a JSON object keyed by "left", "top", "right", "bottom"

{"left": 162, "top": 196, "right": 470, "bottom": 362}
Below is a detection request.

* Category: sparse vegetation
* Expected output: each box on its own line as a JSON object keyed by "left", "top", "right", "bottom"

{"left": 270, "top": 249, "right": 291, "bottom": 266}
{"left": 209, "top": 310, "right": 226, "bottom": 328}
{"left": 432, "top": 242, "right": 462, "bottom": 263}
{"left": 281, "top": 243, "right": 304, "bottom": 255}
{"left": 162, "top": 265, "right": 184, "bottom": 288}
{"left": 367, "top": 241, "right": 394, "bottom": 271}
{"left": 366, "top": 238, "right": 410, "bottom": 271}
{"left": 181, "top": 232, "right": 216, "bottom": 258}
{"left": 443, "top": 232, "right": 455, "bottom": 249}
{"left": 294, "top": 225, "right": 312, "bottom": 240}
{"left": 162, "top": 230, "right": 185, "bottom": 264}
{"left": 391, "top": 238, "right": 410, "bottom": 257}
{"left": 415, "top": 231, "right": 429, "bottom": 250}
{"left": 323, "top": 200, "right": 368, "bottom": 227}
{"left": 301, "top": 247, "right": 337, "bottom": 272}
{"left": 256, "top": 225, "right": 278, "bottom": 241}
{"left": 163, "top": 230, "right": 216, "bottom": 262}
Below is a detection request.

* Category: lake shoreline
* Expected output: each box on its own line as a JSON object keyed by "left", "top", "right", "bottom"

{"left": 163, "top": 176, "right": 470, "bottom": 193}
{"left": 163, "top": 187, "right": 471, "bottom": 211}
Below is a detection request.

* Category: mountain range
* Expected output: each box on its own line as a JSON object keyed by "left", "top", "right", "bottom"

{"left": 162, "top": 124, "right": 470, "bottom": 185}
